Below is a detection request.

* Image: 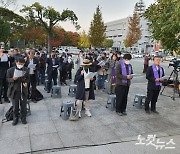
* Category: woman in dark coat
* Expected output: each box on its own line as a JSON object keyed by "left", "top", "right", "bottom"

{"left": 74, "top": 59, "right": 95, "bottom": 118}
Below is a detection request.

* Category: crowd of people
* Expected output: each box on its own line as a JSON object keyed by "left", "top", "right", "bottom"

{"left": 0, "top": 47, "right": 165, "bottom": 125}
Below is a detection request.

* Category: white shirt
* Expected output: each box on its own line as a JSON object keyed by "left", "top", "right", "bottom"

{"left": 29, "top": 58, "right": 34, "bottom": 74}
{"left": 84, "top": 69, "right": 90, "bottom": 89}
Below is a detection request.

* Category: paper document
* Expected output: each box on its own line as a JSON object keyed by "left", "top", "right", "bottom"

{"left": 52, "top": 65, "right": 59, "bottom": 68}
{"left": 0, "top": 54, "right": 8, "bottom": 62}
{"left": 28, "top": 63, "right": 36, "bottom": 68}
{"left": 84, "top": 72, "right": 97, "bottom": 79}
{"left": 13, "top": 69, "right": 23, "bottom": 78}
{"left": 97, "top": 60, "right": 106, "bottom": 66}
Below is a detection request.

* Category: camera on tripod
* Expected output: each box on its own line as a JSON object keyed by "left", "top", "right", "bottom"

{"left": 169, "top": 58, "right": 180, "bottom": 68}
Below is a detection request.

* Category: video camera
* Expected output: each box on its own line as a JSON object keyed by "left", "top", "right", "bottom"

{"left": 169, "top": 58, "right": 180, "bottom": 68}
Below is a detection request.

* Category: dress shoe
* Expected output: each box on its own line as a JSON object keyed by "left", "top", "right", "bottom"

{"left": 122, "top": 112, "right": 127, "bottom": 116}
{"left": 4, "top": 98, "right": 10, "bottom": 103}
{"left": 145, "top": 110, "right": 151, "bottom": 114}
{"left": 117, "top": 112, "right": 123, "bottom": 116}
{"left": 21, "top": 117, "right": 27, "bottom": 124}
{"left": 12, "top": 118, "right": 18, "bottom": 126}
{"left": 152, "top": 110, "right": 159, "bottom": 114}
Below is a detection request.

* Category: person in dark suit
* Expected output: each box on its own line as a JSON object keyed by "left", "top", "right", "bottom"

{"left": 115, "top": 54, "right": 133, "bottom": 116}
{"left": 74, "top": 59, "right": 95, "bottom": 118}
{"left": 26, "top": 50, "right": 39, "bottom": 102}
{"left": 6, "top": 57, "right": 29, "bottom": 125}
{"left": 0, "top": 49, "right": 10, "bottom": 103}
{"left": 145, "top": 56, "right": 165, "bottom": 114}
{"left": 46, "top": 52, "right": 59, "bottom": 93}
{"left": 59, "top": 54, "right": 68, "bottom": 85}
{"left": 38, "top": 51, "right": 46, "bottom": 84}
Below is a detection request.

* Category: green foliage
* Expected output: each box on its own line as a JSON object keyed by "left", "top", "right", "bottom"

{"left": 0, "top": 7, "right": 26, "bottom": 43}
{"left": 89, "top": 5, "right": 106, "bottom": 48}
{"left": 144, "top": 0, "right": 180, "bottom": 52}
{"left": 124, "top": 12, "right": 141, "bottom": 47}
{"left": 103, "top": 39, "right": 113, "bottom": 48}
{"left": 0, "top": 19, "right": 10, "bottom": 43}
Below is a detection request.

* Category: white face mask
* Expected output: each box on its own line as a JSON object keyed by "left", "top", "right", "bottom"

{"left": 17, "top": 64, "right": 24, "bottom": 69}
{"left": 125, "top": 60, "right": 130, "bottom": 65}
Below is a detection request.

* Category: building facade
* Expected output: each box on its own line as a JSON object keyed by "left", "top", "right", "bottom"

{"left": 105, "top": 0, "right": 154, "bottom": 53}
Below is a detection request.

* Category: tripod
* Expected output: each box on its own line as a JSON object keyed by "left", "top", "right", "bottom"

{"left": 160, "top": 67, "right": 180, "bottom": 100}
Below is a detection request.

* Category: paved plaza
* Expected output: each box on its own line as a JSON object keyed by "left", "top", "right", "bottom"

{"left": 0, "top": 59, "right": 180, "bottom": 154}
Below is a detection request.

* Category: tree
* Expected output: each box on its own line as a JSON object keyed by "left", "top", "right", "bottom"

{"left": 0, "top": 19, "right": 10, "bottom": 44}
{"left": 67, "top": 31, "right": 80, "bottom": 46}
{"left": 124, "top": 12, "right": 141, "bottom": 48}
{"left": 103, "top": 39, "right": 113, "bottom": 48}
{"left": 89, "top": 5, "right": 106, "bottom": 48}
{"left": 51, "top": 27, "right": 65, "bottom": 47}
{"left": 0, "top": 7, "right": 26, "bottom": 44}
{"left": 21, "top": 26, "right": 47, "bottom": 47}
{"left": 144, "top": 0, "right": 180, "bottom": 53}
{"left": 21, "top": 2, "right": 80, "bottom": 53}
{"left": 78, "top": 31, "right": 90, "bottom": 48}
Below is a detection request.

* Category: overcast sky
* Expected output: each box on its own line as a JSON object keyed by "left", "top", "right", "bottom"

{"left": 12, "top": 0, "right": 155, "bottom": 33}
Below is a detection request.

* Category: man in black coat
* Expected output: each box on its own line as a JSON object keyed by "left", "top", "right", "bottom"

{"left": 0, "top": 49, "right": 10, "bottom": 103}
{"left": 46, "top": 52, "right": 59, "bottom": 93}
{"left": 26, "top": 50, "right": 39, "bottom": 102}
{"left": 145, "top": 56, "right": 165, "bottom": 114}
{"left": 6, "top": 57, "right": 29, "bottom": 125}
{"left": 74, "top": 59, "right": 95, "bottom": 118}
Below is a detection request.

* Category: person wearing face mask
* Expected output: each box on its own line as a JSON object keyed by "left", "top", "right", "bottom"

{"left": 6, "top": 57, "right": 29, "bottom": 125}
{"left": 115, "top": 54, "right": 133, "bottom": 116}
{"left": 46, "top": 52, "right": 59, "bottom": 93}
{"left": 26, "top": 50, "right": 39, "bottom": 102}
{"left": 66, "top": 54, "right": 74, "bottom": 81}
{"left": 75, "top": 51, "right": 84, "bottom": 70}
{"left": 106, "top": 53, "right": 118, "bottom": 94}
{"left": 74, "top": 59, "right": 95, "bottom": 118}
{"left": 96, "top": 52, "right": 108, "bottom": 90}
{"left": 145, "top": 56, "right": 165, "bottom": 114}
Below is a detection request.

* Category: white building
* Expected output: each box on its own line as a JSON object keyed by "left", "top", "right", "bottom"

{"left": 105, "top": 0, "right": 154, "bottom": 53}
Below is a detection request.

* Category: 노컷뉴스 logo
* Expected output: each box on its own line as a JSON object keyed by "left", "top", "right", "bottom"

{"left": 135, "top": 134, "right": 176, "bottom": 150}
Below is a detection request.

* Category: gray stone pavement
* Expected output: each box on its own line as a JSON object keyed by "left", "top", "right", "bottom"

{"left": 0, "top": 59, "right": 180, "bottom": 154}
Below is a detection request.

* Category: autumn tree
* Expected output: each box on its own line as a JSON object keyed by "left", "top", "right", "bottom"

{"left": 124, "top": 12, "right": 142, "bottom": 48}
{"left": 21, "top": 26, "right": 47, "bottom": 47}
{"left": 78, "top": 31, "right": 90, "bottom": 48}
{"left": 144, "top": 0, "right": 180, "bottom": 53}
{"left": 51, "top": 27, "right": 65, "bottom": 47}
{"left": 89, "top": 5, "right": 106, "bottom": 48}
{"left": 21, "top": 2, "right": 80, "bottom": 53}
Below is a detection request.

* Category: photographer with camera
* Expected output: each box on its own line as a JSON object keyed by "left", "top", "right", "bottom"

{"left": 145, "top": 56, "right": 165, "bottom": 114}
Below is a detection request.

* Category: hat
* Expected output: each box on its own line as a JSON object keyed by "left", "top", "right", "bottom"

{"left": 81, "top": 59, "right": 92, "bottom": 66}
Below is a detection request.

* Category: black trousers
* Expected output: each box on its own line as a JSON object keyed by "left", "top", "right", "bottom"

{"left": 60, "top": 69, "right": 67, "bottom": 84}
{"left": 145, "top": 89, "right": 160, "bottom": 111}
{"left": 47, "top": 71, "right": 58, "bottom": 91}
{"left": 12, "top": 97, "right": 27, "bottom": 119}
{"left": 0, "top": 76, "right": 8, "bottom": 100}
{"left": 116, "top": 85, "right": 129, "bottom": 113}
{"left": 28, "top": 74, "right": 37, "bottom": 99}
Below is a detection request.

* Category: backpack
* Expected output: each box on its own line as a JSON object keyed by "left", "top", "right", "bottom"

{"left": 34, "top": 89, "right": 44, "bottom": 101}
{"left": 2, "top": 106, "right": 13, "bottom": 123}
